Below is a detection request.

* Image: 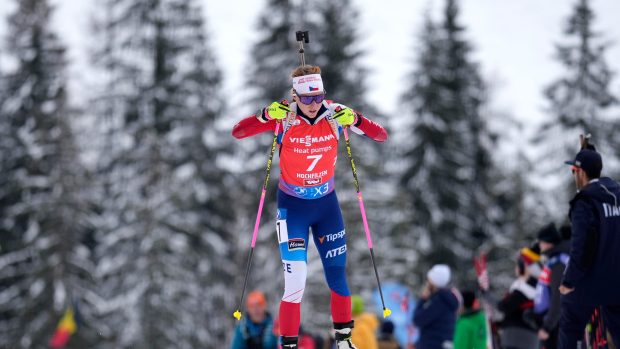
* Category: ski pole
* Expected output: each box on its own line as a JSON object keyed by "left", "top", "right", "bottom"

{"left": 295, "top": 30, "right": 309, "bottom": 66}
{"left": 234, "top": 30, "right": 307, "bottom": 321}
{"left": 233, "top": 120, "right": 281, "bottom": 321}
{"left": 341, "top": 125, "right": 391, "bottom": 318}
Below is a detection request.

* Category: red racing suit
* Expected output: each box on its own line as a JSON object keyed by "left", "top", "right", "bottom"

{"left": 232, "top": 101, "right": 387, "bottom": 199}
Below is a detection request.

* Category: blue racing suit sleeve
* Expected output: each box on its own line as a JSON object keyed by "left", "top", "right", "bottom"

{"left": 230, "top": 322, "right": 247, "bottom": 349}
{"left": 563, "top": 199, "right": 596, "bottom": 288}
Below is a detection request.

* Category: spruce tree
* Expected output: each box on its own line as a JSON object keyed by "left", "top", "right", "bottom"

{"left": 90, "top": 0, "right": 235, "bottom": 347}
{"left": 395, "top": 0, "right": 496, "bottom": 284}
{"left": 247, "top": 0, "right": 300, "bottom": 106}
{"left": 536, "top": 0, "right": 618, "bottom": 216}
{"left": 311, "top": 0, "right": 368, "bottom": 109}
{"left": 0, "top": 0, "right": 94, "bottom": 347}
{"left": 389, "top": 14, "right": 442, "bottom": 287}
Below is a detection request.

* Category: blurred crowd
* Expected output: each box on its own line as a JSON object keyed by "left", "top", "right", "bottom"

{"left": 232, "top": 147, "right": 620, "bottom": 349}
{"left": 231, "top": 223, "right": 613, "bottom": 349}
{"left": 231, "top": 231, "right": 612, "bottom": 349}
{"left": 230, "top": 290, "right": 400, "bottom": 349}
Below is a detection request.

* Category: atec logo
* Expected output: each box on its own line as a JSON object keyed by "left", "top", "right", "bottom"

{"left": 325, "top": 245, "right": 346, "bottom": 258}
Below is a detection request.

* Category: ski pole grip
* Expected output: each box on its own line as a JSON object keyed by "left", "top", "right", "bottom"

{"left": 295, "top": 31, "right": 309, "bottom": 43}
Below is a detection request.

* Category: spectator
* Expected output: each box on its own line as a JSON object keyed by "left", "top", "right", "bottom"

{"left": 453, "top": 290, "right": 487, "bottom": 349}
{"left": 413, "top": 264, "right": 460, "bottom": 349}
{"left": 497, "top": 246, "right": 539, "bottom": 349}
{"left": 559, "top": 148, "right": 620, "bottom": 348}
{"left": 231, "top": 291, "right": 278, "bottom": 349}
{"left": 377, "top": 321, "right": 401, "bottom": 349}
{"left": 351, "top": 295, "right": 379, "bottom": 349}
{"left": 533, "top": 224, "right": 569, "bottom": 349}
{"left": 519, "top": 243, "right": 543, "bottom": 279}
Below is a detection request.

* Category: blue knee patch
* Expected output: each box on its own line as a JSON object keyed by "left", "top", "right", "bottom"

{"left": 324, "top": 266, "right": 350, "bottom": 296}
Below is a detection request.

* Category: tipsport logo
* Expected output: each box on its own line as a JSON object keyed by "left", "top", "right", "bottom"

{"left": 318, "top": 230, "right": 345, "bottom": 244}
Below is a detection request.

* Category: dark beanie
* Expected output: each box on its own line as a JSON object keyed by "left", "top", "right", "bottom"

{"left": 537, "top": 223, "right": 561, "bottom": 244}
{"left": 381, "top": 320, "right": 395, "bottom": 335}
{"left": 461, "top": 290, "right": 477, "bottom": 309}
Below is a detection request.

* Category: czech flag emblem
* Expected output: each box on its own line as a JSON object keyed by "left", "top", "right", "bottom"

{"left": 308, "top": 86, "right": 319, "bottom": 91}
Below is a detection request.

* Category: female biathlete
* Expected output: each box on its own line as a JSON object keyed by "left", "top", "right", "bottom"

{"left": 232, "top": 65, "right": 387, "bottom": 349}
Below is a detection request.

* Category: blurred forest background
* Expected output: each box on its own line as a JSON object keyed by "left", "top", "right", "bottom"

{"left": 1, "top": 0, "right": 619, "bottom": 347}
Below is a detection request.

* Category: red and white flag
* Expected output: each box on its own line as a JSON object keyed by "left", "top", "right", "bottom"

{"left": 474, "top": 253, "right": 489, "bottom": 291}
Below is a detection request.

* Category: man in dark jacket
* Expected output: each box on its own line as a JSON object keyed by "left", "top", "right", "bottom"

{"left": 534, "top": 223, "right": 569, "bottom": 349}
{"left": 559, "top": 148, "right": 620, "bottom": 348}
{"left": 413, "top": 264, "right": 460, "bottom": 349}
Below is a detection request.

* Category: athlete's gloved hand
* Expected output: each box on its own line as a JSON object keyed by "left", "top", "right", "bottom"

{"left": 333, "top": 106, "right": 358, "bottom": 126}
{"left": 264, "top": 100, "right": 291, "bottom": 120}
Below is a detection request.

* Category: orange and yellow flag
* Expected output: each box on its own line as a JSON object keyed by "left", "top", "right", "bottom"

{"left": 49, "top": 307, "right": 77, "bottom": 349}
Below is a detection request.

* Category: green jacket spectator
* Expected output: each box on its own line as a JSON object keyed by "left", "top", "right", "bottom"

{"left": 453, "top": 291, "right": 487, "bottom": 349}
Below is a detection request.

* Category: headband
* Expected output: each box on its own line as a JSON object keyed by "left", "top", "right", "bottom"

{"left": 292, "top": 74, "right": 324, "bottom": 94}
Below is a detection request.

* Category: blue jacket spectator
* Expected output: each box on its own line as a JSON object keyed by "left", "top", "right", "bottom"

{"left": 413, "top": 265, "right": 460, "bottom": 349}
{"left": 231, "top": 291, "right": 277, "bottom": 349}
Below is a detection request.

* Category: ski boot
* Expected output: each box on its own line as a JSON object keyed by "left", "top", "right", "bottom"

{"left": 334, "top": 321, "right": 357, "bottom": 349}
{"left": 281, "top": 336, "right": 298, "bottom": 348}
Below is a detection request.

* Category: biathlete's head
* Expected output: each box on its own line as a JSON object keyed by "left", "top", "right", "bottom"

{"left": 291, "top": 65, "right": 325, "bottom": 119}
